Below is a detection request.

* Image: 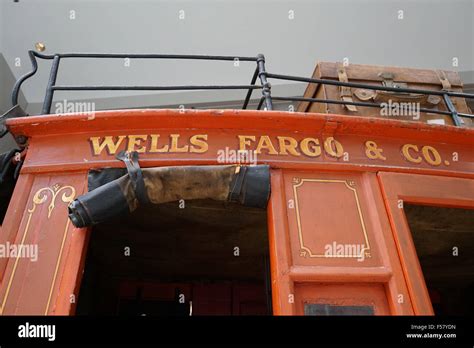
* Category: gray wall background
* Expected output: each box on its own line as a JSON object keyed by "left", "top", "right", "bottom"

{"left": 0, "top": 0, "right": 473, "bottom": 116}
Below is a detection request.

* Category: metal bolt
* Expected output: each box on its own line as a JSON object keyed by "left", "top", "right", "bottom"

{"left": 35, "top": 42, "right": 46, "bottom": 52}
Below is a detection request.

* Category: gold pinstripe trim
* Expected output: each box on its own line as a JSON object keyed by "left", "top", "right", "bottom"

{"left": 0, "top": 184, "right": 75, "bottom": 315}
{"left": 292, "top": 178, "right": 371, "bottom": 258}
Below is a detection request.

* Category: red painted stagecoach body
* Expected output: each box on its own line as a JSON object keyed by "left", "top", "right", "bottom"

{"left": 0, "top": 53, "right": 473, "bottom": 316}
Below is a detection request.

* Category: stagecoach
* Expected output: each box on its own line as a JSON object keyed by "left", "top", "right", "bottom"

{"left": 0, "top": 51, "right": 473, "bottom": 316}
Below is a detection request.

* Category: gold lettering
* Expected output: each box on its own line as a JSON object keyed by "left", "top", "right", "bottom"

{"left": 238, "top": 135, "right": 256, "bottom": 151}
{"left": 277, "top": 136, "right": 300, "bottom": 156}
{"left": 149, "top": 134, "right": 169, "bottom": 153}
{"left": 89, "top": 136, "right": 126, "bottom": 155}
{"left": 190, "top": 134, "right": 208, "bottom": 153}
{"left": 365, "top": 140, "right": 386, "bottom": 160}
{"left": 300, "top": 138, "right": 321, "bottom": 157}
{"left": 127, "top": 135, "right": 148, "bottom": 153}
{"left": 422, "top": 145, "right": 441, "bottom": 166}
{"left": 169, "top": 134, "right": 189, "bottom": 152}
{"left": 401, "top": 144, "right": 422, "bottom": 163}
{"left": 256, "top": 136, "right": 278, "bottom": 155}
{"left": 324, "top": 137, "right": 343, "bottom": 158}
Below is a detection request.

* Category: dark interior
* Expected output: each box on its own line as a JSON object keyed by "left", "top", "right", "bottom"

{"left": 404, "top": 204, "right": 474, "bottom": 315}
{"left": 76, "top": 199, "right": 271, "bottom": 315}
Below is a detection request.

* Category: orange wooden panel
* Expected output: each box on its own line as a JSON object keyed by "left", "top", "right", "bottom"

{"left": 0, "top": 172, "right": 87, "bottom": 315}
{"left": 6, "top": 110, "right": 474, "bottom": 178}
{"left": 0, "top": 173, "right": 34, "bottom": 281}
{"left": 270, "top": 169, "right": 413, "bottom": 315}
{"left": 267, "top": 169, "right": 295, "bottom": 315}
{"left": 377, "top": 172, "right": 474, "bottom": 315}
{"left": 54, "top": 224, "right": 90, "bottom": 315}
{"left": 284, "top": 171, "right": 383, "bottom": 268}
{"left": 362, "top": 173, "right": 413, "bottom": 315}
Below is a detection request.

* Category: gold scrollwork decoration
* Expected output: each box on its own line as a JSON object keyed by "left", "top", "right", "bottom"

{"left": 0, "top": 183, "right": 76, "bottom": 315}
{"left": 29, "top": 184, "right": 76, "bottom": 218}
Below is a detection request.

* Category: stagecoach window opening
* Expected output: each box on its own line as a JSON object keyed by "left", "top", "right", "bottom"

{"left": 74, "top": 163, "right": 272, "bottom": 315}
{"left": 404, "top": 204, "right": 474, "bottom": 315}
{"left": 75, "top": 199, "right": 272, "bottom": 315}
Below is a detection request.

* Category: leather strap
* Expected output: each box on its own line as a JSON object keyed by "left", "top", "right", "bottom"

{"left": 354, "top": 87, "right": 441, "bottom": 107}
{"left": 229, "top": 166, "right": 248, "bottom": 202}
{"left": 436, "top": 70, "right": 452, "bottom": 90}
{"left": 436, "top": 70, "right": 457, "bottom": 105}
{"left": 116, "top": 150, "right": 149, "bottom": 205}
{"left": 351, "top": 71, "right": 443, "bottom": 108}
{"left": 337, "top": 65, "right": 357, "bottom": 112}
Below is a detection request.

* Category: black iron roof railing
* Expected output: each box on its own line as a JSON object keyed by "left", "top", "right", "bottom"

{"left": 262, "top": 73, "right": 474, "bottom": 127}
{"left": 11, "top": 50, "right": 268, "bottom": 115}
{"left": 6, "top": 50, "right": 474, "bottom": 128}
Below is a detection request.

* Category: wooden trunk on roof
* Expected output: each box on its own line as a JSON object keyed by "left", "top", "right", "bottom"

{"left": 297, "top": 62, "right": 473, "bottom": 127}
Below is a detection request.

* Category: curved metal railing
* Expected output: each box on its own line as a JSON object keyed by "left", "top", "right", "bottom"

{"left": 8, "top": 50, "right": 474, "bottom": 127}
